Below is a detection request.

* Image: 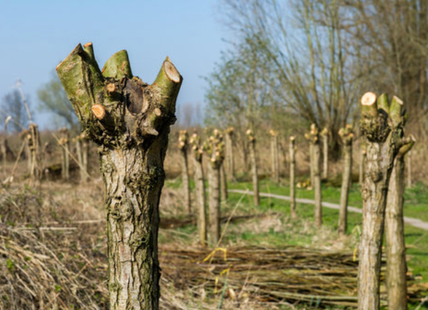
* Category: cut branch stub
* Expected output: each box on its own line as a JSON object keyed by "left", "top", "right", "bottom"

{"left": 57, "top": 43, "right": 182, "bottom": 148}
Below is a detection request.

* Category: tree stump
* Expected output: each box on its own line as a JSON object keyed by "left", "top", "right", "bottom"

{"left": 57, "top": 42, "right": 182, "bottom": 310}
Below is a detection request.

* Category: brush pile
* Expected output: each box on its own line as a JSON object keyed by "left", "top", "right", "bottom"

{"left": 160, "top": 245, "right": 428, "bottom": 308}
{"left": 0, "top": 186, "right": 108, "bottom": 310}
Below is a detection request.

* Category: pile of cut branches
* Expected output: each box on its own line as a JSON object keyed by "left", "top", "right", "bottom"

{"left": 160, "top": 245, "right": 427, "bottom": 308}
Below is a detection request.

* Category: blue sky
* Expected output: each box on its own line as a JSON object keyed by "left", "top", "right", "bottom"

{"left": 0, "top": 0, "right": 228, "bottom": 128}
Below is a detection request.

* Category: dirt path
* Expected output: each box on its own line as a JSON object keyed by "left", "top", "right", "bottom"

{"left": 229, "top": 189, "right": 428, "bottom": 231}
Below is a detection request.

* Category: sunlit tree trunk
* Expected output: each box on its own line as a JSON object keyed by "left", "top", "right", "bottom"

{"left": 338, "top": 125, "right": 353, "bottom": 236}
{"left": 220, "top": 163, "right": 228, "bottom": 200}
{"left": 190, "top": 133, "right": 207, "bottom": 246}
{"left": 358, "top": 92, "right": 414, "bottom": 310}
{"left": 58, "top": 128, "right": 70, "bottom": 181}
{"left": 178, "top": 130, "right": 191, "bottom": 213}
{"left": 270, "top": 130, "right": 280, "bottom": 184}
{"left": 385, "top": 142, "right": 414, "bottom": 310}
{"left": 289, "top": 136, "right": 296, "bottom": 218}
{"left": 306, "top": 124, "right": 322, "bottom": 227}
{"left": 28, "top": 124, "right": 42, "bottom": 183}
{"left": 204, "top": 130, "right": 225, "bottom": 245}
{"left": 57, "top": 42, "right": 182, "bottom": 310}
{"left": 225, "top": 127, "right": 235, "bottom": 181}
{"left": 321, "top": 128, "right": 329, "bottom": 179}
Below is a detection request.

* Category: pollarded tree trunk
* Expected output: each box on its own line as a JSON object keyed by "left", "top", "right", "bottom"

{"left": 28, "top": 124, "right": 42, "bottom": 182}
{"left": 178, "top": 130, "right": 191, "bottom": 213}
{"left": 385, "top": 141, "right": 414, "bottom": 310}
{"left": 270, "top": 130, "right": 280, "bottom": 184}
{"left": 321, "top": 128, "right": 329, "bottom": 180}
{"left": 225, "top": 127, "right": 235, "bottom": 181}
{"left": 220, "top": 163, "right": 228, "bottom": 200}
{"left": 247, "top": 129, "right": 259, "bottom": 206}
{"left": 306, "top": 124, "right": 322, "bottom": 227}
{"left": 57, "top": 42, "right": 182, "bottom": 310}
{"left": 190, "top": 133, "right": 207, "bottom": 246}
{"left": 338, "top": 125, "right": 353, "bottom": 236}
{"left": 58, "top": 128, "right": 70, "bottom": 181}
{"left": 309, "top": 143, "right": 314, "bottom": 186}
{"left": 289, "top": 136, "right": 296, "bottom": 218}
{"left": 204, "top": 130, "right": 224, "bottom": 245}
{"left": 358, "top": 92, "right": 413, "bottom": 310}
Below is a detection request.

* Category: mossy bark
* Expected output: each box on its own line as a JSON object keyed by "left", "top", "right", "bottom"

{"left": 247, "top": 130, "right": 259, "bottom": 206}
{"left": 338, "top": 126, "right": 353, "bottom": 236}
{"left": 357, "top": 93, "right": 413, "bottom": 310}
{"left": 57, "top": 43, "right": 182, "bottom": 310}
{"left": 385, "top": 143, "right": 413, "bottom": 310}
{"left": 289, "top": 137, "right": 296, "bottom": 218}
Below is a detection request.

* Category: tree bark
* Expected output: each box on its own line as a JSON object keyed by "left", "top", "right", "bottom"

{"left": 321, "top": 128, "right": 329, "bottom": 180}
{"left": 338, "top": 125, "right": 353, "bottom": 236}
{"left": 178, "top": 130, "right": 191, "bottom": 214}
{"left": 247, "top": 130, "right": 259, "bottom": 206}
{"left": 59, "top": 128, "right": 70, "bottom": 181}
{"left": 289, "top": 136, "right": 296, "bottom": 218}
{"left": 190, "top": 133, "right": 207, "bottom": 246}
{"left": 57, "top": 42, "right": 182, "bottom": 310}
{"left": 359, "top": 147, "right": 366, "bottom": 186}
{"left": 225, "top": 127, "right": 235, "bottom": 181}
{"left": 357, "top": 92, "right": 413, "bottom": 310}
{"left": 204, "top": 130, "right": 224, "bottom": 245}
{"left": 385, "top": 142, "right": 414, "bottom": 310}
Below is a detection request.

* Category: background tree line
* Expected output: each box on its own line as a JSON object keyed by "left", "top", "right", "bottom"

{"left": 205, "top": 0, "right": 428, "bottom": 160}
